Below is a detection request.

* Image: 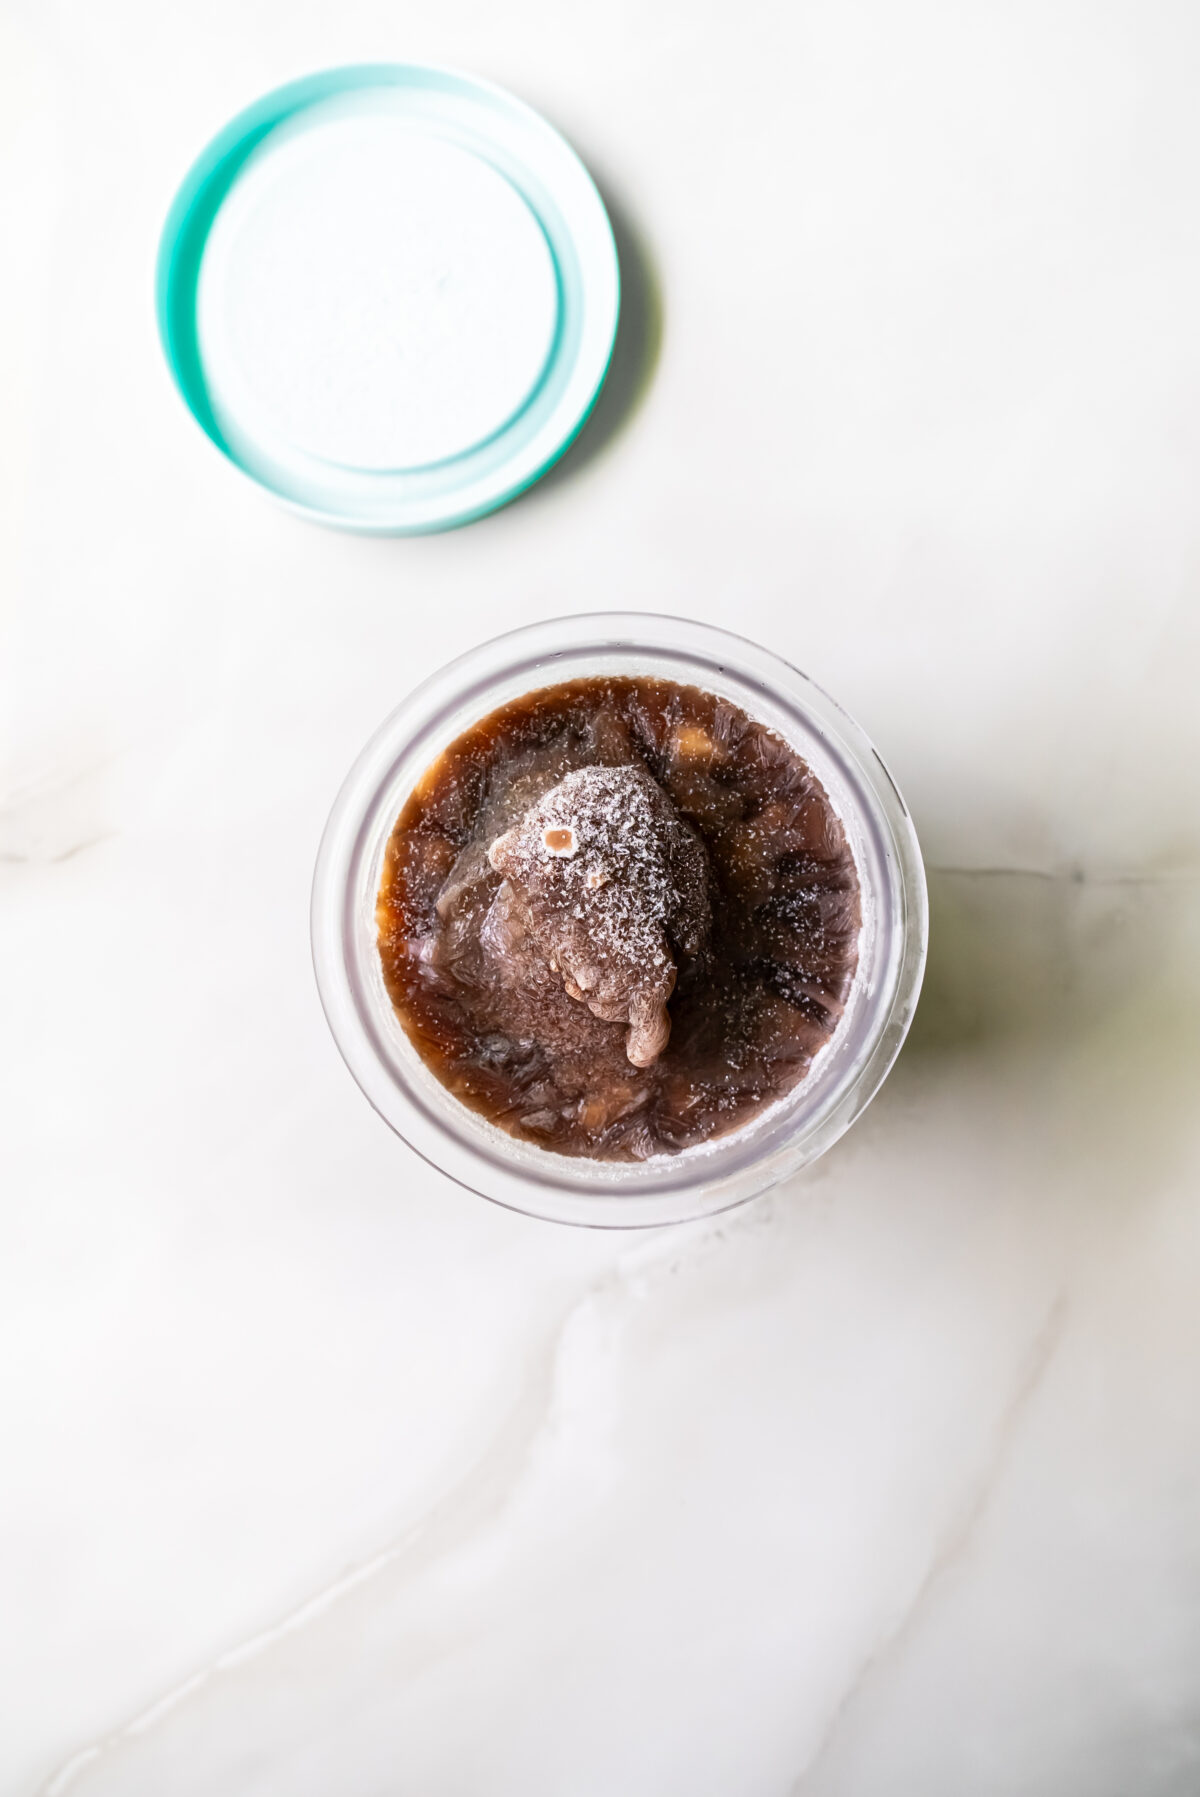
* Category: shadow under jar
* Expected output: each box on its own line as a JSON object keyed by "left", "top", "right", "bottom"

{"left": 312, "top": 615, "right": 927, "bottom": 1227}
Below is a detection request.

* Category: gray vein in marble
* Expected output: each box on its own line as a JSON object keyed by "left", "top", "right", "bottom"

{"left": 0, "top": 755, "right": 118, "bottom": 868}
{"left": 34, "top": 1227, "right": 696, "bottom": 1797}
{"left": 929, "top": 865, "right": 1198, "bottom": 885}
{"left": 787, "top": 1293, "right": 1069, "bottom": 1797}
{"left": 0, "top": 831, "right": 115, "bottom": 866}
{"left": 34, "top": 1339, "right": 563, "bottom": 1791}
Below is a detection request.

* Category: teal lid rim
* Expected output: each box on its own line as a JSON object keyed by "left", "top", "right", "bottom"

{"left": 155, "top": 63, "right": 620, "bottom": 534}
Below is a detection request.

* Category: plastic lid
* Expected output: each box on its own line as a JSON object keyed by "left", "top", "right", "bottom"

{"left": 157, "top": 65, "right": 620, "bottom": 533}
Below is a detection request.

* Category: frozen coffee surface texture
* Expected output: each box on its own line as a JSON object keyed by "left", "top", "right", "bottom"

{"left": 486, "top": 765, "right": 711, "bottom": 1067}
{"left": 377, "top": 676, "right": 862, "bottom": 1160}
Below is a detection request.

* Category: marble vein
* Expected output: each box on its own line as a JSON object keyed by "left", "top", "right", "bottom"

{"left": 0, "top": 831, "right": 115, "bottom": 866}
{"left": 34, "top": 1335, "right": 570, "bottom": 1792}
{"left": 787, "top": 1293, "right": 1069, "bottom": 1796}
{"left": 928, "top": 865, "right": 1198, "bottom": 886}
{"left": 33, "top": 1220, "right": 718, "bottom": 1797}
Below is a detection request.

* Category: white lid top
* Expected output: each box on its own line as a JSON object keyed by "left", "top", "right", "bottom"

{"left": 158, "top": 66, "right": 620, "bottom": 532}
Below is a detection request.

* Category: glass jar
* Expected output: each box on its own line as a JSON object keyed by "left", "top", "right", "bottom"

{"left": 311, "top": 614, "right": 927, "bottom": 1226}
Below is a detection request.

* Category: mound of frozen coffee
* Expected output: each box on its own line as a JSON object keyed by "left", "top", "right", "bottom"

{"left": 487, "top": 765, "right": 711, "bottom": 1068}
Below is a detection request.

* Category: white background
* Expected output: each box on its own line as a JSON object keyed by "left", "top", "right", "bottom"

{"left": 3, "top": 2, "right": 1200, "bottom": 1793}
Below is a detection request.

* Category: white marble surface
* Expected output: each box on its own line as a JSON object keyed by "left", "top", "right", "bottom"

{"left": 3, "top": 1, "right": 1200, "bottom": 1792}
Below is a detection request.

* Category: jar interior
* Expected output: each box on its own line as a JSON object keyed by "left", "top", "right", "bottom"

{"left": 313, "top": 624, "right": 924, "bottom": 1222}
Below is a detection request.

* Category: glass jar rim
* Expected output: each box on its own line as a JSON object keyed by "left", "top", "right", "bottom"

{"left": 311, "top": 612, "right": 928, "bottom": 1227}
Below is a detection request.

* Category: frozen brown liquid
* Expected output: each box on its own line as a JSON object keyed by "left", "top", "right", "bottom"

{"left": 377, "top": 677, "right": 861, "bottom": 1161}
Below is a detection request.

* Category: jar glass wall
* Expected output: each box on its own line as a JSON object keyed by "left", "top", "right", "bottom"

{"left": 311, "top": 614, "right": 927, "bottom": 1227}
